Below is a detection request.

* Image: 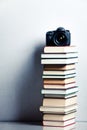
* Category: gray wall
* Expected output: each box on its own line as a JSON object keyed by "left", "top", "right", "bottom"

{"left": 0, "top": 0, "right": 87, "bottom": 121}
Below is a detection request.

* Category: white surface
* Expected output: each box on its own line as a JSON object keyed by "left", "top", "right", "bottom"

{"left": 0, "top": 122, "right": 87, "bottom": 130}
{"left": 0, "top": 0, "right": 87, "bottom": 121}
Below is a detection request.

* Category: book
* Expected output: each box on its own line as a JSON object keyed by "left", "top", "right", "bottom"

{"left": 41, "top": 52, "right": 78, "bottom": 59}
{"left": 43, "top": 118, "right": 75, "bottom": 127}
{"left": 43, "top": 124, "right": 76, "bottom": 130}
{"left": 43, "top": 96, "right": 77, "bottom": 107}
{"left": 43, "top": 123, "right": 76, "bottom": 130}
{"left": 44, "top": 46, "right": 77, "bottom": 53}
{"left": 41, "top": 58, "right": 78, "bottom": 64}
{"left": 43, "top": 82, "right": 76, "bottom": 89}
{"left": 43, "top": 69, "right": 76, "bottom": 76}
{"left": 41, "top": 87, "right": 78, "bottom": 95}
{"left": 44, "top": 92, "right": 77, "bottom": 99}
{"left": 44, "top": 64, "right": 75, "bottom": 71}
{"left": 40, "top": 104, "right": 77, "bottom": 114}
{"left": 42, "top": 73, "right": 76, "bottom": 79}
{"left": 43, "top": 112, "right": 76, "bottom": 121}
{"left": 43, "top": 78, "right": 75, "bottom": 85}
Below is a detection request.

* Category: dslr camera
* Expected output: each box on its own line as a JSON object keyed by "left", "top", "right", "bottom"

{"left": 46, "top": 27, "right": 71, "bottom": 46}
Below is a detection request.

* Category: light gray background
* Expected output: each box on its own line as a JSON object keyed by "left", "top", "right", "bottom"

{"left": 0, "top": 0, "right": 87, "bottom": 121}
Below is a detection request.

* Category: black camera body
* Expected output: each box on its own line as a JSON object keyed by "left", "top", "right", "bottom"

{"left": 46, "top": 27, "right": 71, "bottom": 46}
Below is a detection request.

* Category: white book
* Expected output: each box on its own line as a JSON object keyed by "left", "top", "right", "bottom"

{"left": 43, "top": 69, "right": 76, "bottom": 75}
{"left": 43, "top": 118, "right": 75, "bottom": 127}
{"left": 41, "top": 87, "right": 78, "bottom": 95}
{"left": 44, "top": 46, "right": 77, "bottom": 53}
{"left": 43, "top": 112, "right": 76, "bottom": 121}
{"left": 41, "top": 58, "right": 78, "bottom": 64}
{"left": 41, "top": 53, "right": 78, "bottom": 58}
{"left": 40, "top": 105, "right": 77, "bottom": 114}
{"left": 43, "top": 123, "right": 76, "bottom": 130}
{"left": 42, "top": 73, "right": 76, "bottom": 79}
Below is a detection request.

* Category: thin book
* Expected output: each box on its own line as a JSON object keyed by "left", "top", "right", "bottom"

{"left": 44, "top": 64, "right": 76, "bottom": 71}
{"left": 43, "top": 78, "right": 75, "bottom": 85}
{"left": 43, "top": 82, "right": 76, "bottom": 89}
{"left": 43, "top": 69, "right": 76, "bottom": 75}
{"left": 40, "top": 104, "right": 77, "bottom": 114}
{"left": 41, "top": 86, "right": 78, "bottom": 95}
{"left": 41, "top": 58, "right": 78, "bottom": 64}
{"left": 43, "top": 123, "right": 76, "bottom": 130}
{"left": 43, "top": 118, "right": 75, "bottom": 127}
{"left": 41, "top": 52, "right": 78, "bottom": 59}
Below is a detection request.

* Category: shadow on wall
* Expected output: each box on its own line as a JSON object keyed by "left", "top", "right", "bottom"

{"left": 17, "top": 43, "right": 44, "bottom": 122}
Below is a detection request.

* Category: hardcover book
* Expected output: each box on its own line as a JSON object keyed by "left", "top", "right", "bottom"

{"left": 44, "top": 46, "right": 77, "bottom": 53}
{"left": 43, "top": 82, "right": 76, "bottom": 89}
{"left": 43, "top": 118, "right": 75, "bottom": 127}
{"left": 41, "top": 58, "right": 78, "bottom": 64}
{"left": 44, "top": 64, "right": 76, "bottom": 71}
{"left": 41, "top": 52, "right": 78, "bottom": 59}
{"left": 43, "top": 69, "right": 76, "bottom": 76}
{"left": 43, "top": 96, "right": 77, "bottom": 107}
{"left": 44, "top": 92, "right": 77, "bottom": 98}
{"left": 42, "top": 73, "right": 76, "bottom": 79}
{"left": 43, "top": 123, "right": 76, "bottom": 130}
{"left": 40, "top": 104, "right": 77, "bottom": 114}
{"left": 43, "top": 112, "right": 76, "bottom": 121}
{"left": 43, "top": 78, "right": 75, "bottom": 85}
{"left": 41, "top": 86, "right": 78, "bottom": 95}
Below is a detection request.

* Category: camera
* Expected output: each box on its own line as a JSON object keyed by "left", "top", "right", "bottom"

{"left": 46, "top": 27, "right": 71, "bottom": 46}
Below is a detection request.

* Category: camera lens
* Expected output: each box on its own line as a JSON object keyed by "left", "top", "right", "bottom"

{"left": 54, "top": 33, "right": 67, "bottom": 46}
{"left": 57, "top": 33, "right": 66, "bottom": 42}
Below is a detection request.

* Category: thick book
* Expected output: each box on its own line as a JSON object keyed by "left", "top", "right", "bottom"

{"left": 41, "top": 52, "right": 78, "bottom": 59}
{"left": 42, "top": 73, "right": 76, "bottom": 79}
{"left": 43, "top": 123, "right": 76, "bottom": 130}
{"left": 41, "top": 87, "right": 78, "bottom": 95}
{"left": 43, "top": 118, "right": 75, "bottom": 127}
{"left": 43, "top": 69, "right": 76, "bottom": 76}
{"left": 43, "top": 123, "right": 75, "bottom": 130}
{"left": 43, "top": 112, "right": 76, "bottom": 121}
{"left": 43, "top": 96, "right": 77, "bottom": 107}
{"left": 40, "top": 104, "right": 77, "bottom": 114}
{"left": 44, "top": 64, "right": 75, "bottom": 71}
{"left": 43, "top": 78, "right": 75, "bottom": 85}
{"left": 43, "top": 82, "right": 76, "bottom": 89}
{"left": 44, "top": 46, "right": 77, "bottom": 53}
{"left": 41, "top": 58, "right": 78, "bottom": 64}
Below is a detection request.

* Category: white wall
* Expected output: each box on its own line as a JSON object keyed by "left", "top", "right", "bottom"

{"left": 0, "top": 0, "right": 87, "bottom": 121}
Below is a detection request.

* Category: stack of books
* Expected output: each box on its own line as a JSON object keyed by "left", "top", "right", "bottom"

{"left": 40, "top": 46, "right": 78, "bottom": 130}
